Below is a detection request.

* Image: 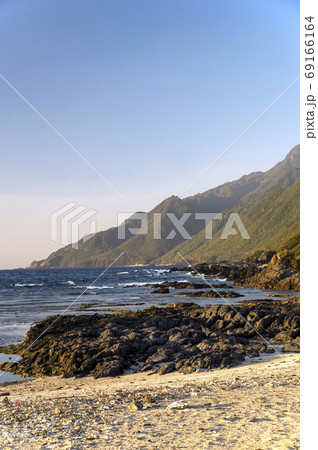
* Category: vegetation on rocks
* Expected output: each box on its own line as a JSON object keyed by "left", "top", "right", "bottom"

{"left": 276, "top": 233, "right": 300, "bottom": 268}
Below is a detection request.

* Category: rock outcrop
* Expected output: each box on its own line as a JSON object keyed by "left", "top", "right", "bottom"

{"left": 234, "top": 254, "right": 300, "bottom": 291}
{"left": 0, "top": 298, "right": 299, "bottom": 379}
{"left": 173, "top": 248, "right": 300, "bottom": 292}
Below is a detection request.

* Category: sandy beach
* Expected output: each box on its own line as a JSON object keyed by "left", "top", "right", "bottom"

{"left": 0, "top": 352, "right": 299, "bottom": 449}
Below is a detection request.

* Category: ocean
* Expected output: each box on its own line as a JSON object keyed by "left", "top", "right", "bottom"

{"left": 0, "top": 266, "right": 298, "bottom": 383}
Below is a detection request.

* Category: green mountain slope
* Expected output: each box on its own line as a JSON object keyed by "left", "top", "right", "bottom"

{"left": 156, "top": 176, "right": 299, "bottom": 264}
{"left": 29, "top": 145, "right": 300, "bottom": 268}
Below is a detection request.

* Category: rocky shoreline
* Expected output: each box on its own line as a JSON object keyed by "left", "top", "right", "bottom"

{"left": 134, "top": 280, "right": 243, "bottom": 298}
{"left": 170, "top": 250, "right": 300, "bottom": 292}
{"left": 0, "top": 297, "right": 299, "bottom": 379}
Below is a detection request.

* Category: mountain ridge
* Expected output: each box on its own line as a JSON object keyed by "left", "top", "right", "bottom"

{"left": 29, "top": 145, "right": 300, "bottom": 268}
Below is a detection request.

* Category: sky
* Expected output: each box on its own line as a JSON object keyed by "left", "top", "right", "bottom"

{"left": 0, "top": 0, "right": 299, "bottom": 269}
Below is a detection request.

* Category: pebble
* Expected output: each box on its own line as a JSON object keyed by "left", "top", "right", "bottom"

{"left": 128, "top": 400, "right": 143, "bottom": 411}
{"left": 0, "top": 356, "right": 300, "bottom": 449}
{"left": 166, "top": 401, "right": 189, "bottom": 410}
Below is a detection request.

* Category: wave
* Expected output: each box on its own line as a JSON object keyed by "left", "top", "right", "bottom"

{"left": 177, "top": 279, "right": 194, "bottom": 283}
{"left": 74, "top": 285, "right": 114, "bottom": 290}
{"left": 11, "top": 283, "right": 44, "bottom": 288}
{"left": 143, "top": 268, "right": 170, "bottom": 274}
{"left": 117, "top": 271, "right": 129, "bottom": 275}
{"left": 186, "top": 271, "right": 205, "bottom": 278}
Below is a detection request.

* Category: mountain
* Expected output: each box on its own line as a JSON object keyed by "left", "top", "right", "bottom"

{"left": 29, "top": 145, "right": 300, "bottom": 268}
{"left": 155, "top": 170, "right": 299, "bottom": 264}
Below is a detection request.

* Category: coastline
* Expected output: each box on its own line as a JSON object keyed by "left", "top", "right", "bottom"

{"left": 0, "top": 353, "right": 300, "bottom": 449}
{"left": 0, "top": 266, "right": 300, "bottom": 448}
{"left": 0, "top": 298, "right": 300, "bottom": 379}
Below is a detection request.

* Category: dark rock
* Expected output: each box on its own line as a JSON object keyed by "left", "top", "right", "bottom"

{"left": 246, "top": 343, "right": 267, "bottom": 357}
{"left": 168, "top": 254, "right": 300, "bottom": 292}
{"left": 141, "top": 363, "right": 153, "bottom": 372}
{"left": 92, "top": 360, "right": 124, "bottom": 378}
{"left": 0, "top": 298, "right": 299, "bottom": 379}
{"left": 157, "top": 362, "right": 176, "bottom": 375}
{"left": 273, "top": 331, "right": 296, "bottom": 343}
{"left": 247, "top": 311, "right": 262, "bottom": 323}
{"left": 175, "top": 290, "right": 243, "bottom": 298}
{"left": 213, "top": 320, "right": 226, "bottom": 331}
{"left": 150, "top": 287, "right": 170, "bottom": 294}
{"left": 282, "top": 342, "right": 300, "bottom": 353}
{"left": 283, "top": 314, "right": 300, "bottom": 329}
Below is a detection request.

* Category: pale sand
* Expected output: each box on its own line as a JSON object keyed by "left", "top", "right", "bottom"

{"left": 0, "top": 353, "right": 299, "bottom": 449}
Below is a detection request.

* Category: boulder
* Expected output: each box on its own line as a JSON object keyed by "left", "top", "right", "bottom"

{"left": 282, "top": 342, "right": 300, "bottom": 353}
{"left": 150, "top": 287, "right": 170, "bottom": 294}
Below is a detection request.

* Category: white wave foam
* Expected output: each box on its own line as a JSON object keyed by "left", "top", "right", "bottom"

{"left": 119, "top": 282, "right": 151, "bottom": 287}
{"left": 173, "top": 279, "right": 193, "bottom": 283}
{"left": 186, "top": 272, "right": 205, "bottom": 278}
{"left": 74, "top": 285, "right": 114, "bottom": 290}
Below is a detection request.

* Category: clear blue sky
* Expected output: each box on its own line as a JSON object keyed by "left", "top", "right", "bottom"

{"left": 0, "top": 0, "right": 299, "bottom": 268}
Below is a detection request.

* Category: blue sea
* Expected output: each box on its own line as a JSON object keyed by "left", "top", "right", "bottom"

{"left": 0, "top": 266, "right": 298, "bottom": 383}
{"left": 0, "top": 265, "right": 299, "bottom": 346}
